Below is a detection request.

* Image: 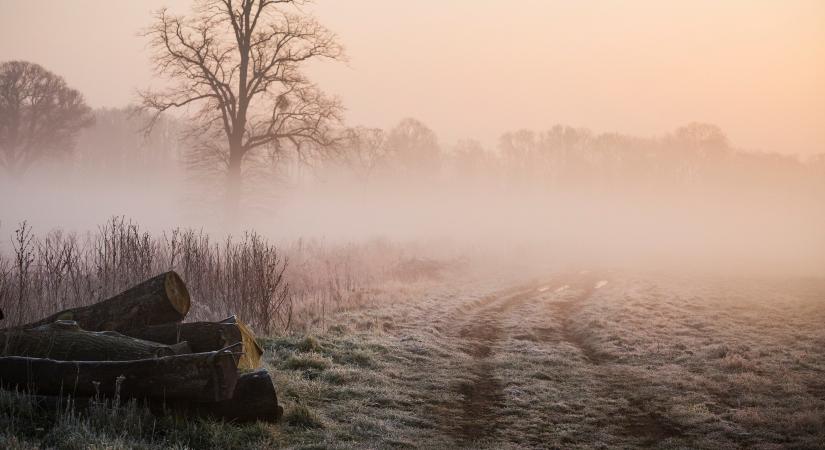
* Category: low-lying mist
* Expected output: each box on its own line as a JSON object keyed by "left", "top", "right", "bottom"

{"left": 1, "top": 116, "right": 823, "bottom": 277}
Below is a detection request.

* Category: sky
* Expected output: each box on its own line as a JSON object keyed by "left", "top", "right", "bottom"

{"left": 0, "top": 0, "right": 823, "bottom": 156}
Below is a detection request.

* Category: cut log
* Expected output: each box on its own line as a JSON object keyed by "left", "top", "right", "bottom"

{"left": 0, "top": 350, "right": 238, "bottom": 402}
{"left": 20, "top": 370, "right": 282, "bottom": 423}
{"left": 200, "top": 369, "right": 283, "bottom": 423}
{"left": 23, "top": 271, "right": 190, "bottom": 332}
{"left": 220, "top": 316, "right": 264, "bottom": 370}
{"left": 0, "top": 320, "right": 191, "bottom": 361}
{"left": 124, "top": 316, "right": 263, "bottom": 370}
{"left": 158, "top": 370, "right": 283, "bottom": 423}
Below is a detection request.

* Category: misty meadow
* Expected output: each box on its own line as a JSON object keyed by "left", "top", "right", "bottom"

{"left": 1, "top": 1, "right": 824, "bottom": 449}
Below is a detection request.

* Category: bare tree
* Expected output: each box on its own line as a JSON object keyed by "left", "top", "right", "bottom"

{"left": 341, "top": 127, "right": 388, "bottom": 182}
{"left": 141, "top": 0, "right": 345, "bottom": 216}
{"left": 385, "top": 118, "right": 441, "bottom": 176}
{"left": 0, "top": 61, "right": 94, "bottom": 176}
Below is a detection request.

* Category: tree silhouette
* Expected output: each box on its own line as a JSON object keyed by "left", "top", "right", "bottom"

{"left": 0, "top": 61, "right": 93, "bottom": 175}
{"left": 385, "top": 118, "right": 441, "bottom": 176}
{"left": 141, "top": 0, "right": 344, "bottom": 217}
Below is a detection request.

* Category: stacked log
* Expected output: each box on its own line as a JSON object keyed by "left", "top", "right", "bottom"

{"left": 0, "top": 271, "right": 282, "bottom": 423}
{"left": 21, "top": 272, "right": 191, "bottom": 332}
{"left": 1, "top": 320, "right": 192, "bottom": 361}
{"left": 123, "top": 316, "right": 263, "bottom": 370}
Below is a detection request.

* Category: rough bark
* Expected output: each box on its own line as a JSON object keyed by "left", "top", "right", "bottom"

{"left": 123, "top": 316, "right": 262, "bottom": 370}
{"left": 22, "top": 271, "right": 190, "bottom": 332}
{"left": 0, "top": 350, "right": 238, "bottom": 402}
{"left": 159, "top": 370, "right": 283, "bottom": 423}
{"left": 0, "top": 320, "right": 191, "bottom": 361}
{"left": 24, "top": 370, "right": 282, "bottom": 423}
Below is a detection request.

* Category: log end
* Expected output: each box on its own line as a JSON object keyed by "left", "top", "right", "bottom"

{"left": 164, "top": 271, "right": 191, "bottom": 317}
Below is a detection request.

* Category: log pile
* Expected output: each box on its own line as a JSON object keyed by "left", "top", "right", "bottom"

{"left": 0, "top": 271, "right": 282, "bottom": 423}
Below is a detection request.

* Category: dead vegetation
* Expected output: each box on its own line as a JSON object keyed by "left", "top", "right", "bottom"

{"left": 1, "top": 228, "right": 823, "bottom": 448}
{"left": 0, "top": 218, "right": 414, "bottom": 334}
{"left": 263, "top": 271, "right": 825, "bottom": 449}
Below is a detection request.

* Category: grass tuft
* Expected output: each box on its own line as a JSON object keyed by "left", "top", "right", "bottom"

{"left": 283, "top": 405, "right": 324, "bottom": 429}
{"left": 282, "top": 353, "right": 332, "bottom": 371}
{"left": 296, "top": 335, "right": 321, "bottom": 352}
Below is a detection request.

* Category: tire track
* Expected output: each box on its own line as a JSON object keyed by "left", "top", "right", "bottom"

{"left": 545, "top": 274, "right": 683, "bottom": 445}
{"left": 452, "top": 282, "right": 552, "bottom": 444}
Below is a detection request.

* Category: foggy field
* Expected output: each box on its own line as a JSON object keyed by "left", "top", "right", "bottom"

{"left": 3, "top": 268, "right": 823, "bottom": 449}
{"left": 258, "top": 271, "right": 825, "bottom": 449}
{"left": 2, "top": 0, "right": 825, "bottom": 448}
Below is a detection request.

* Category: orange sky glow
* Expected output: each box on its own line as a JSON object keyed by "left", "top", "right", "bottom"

{"left": 1, "top": 0, "right": 823, "bottom": 155}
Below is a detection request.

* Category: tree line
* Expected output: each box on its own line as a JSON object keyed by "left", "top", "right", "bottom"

{"left": 2, "top": 0, "right": 823, "bottom": 215}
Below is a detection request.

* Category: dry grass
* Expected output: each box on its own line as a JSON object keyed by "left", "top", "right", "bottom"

{"left": 0, "top": 218, "right": 415, "bottom": 334}
{"left": 263, "top": 270, "right": 825, "bottom": 449}
{"left": 1, "top": 263, "right": 823, "bottom": 449}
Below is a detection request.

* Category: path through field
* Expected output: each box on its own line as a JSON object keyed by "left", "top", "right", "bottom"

{"left": 270, "top": 271, "right": 825, "bottom": 449}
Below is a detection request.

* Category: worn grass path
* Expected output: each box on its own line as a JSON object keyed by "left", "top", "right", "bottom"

{"left": 265, "top": 271, "right": 825, "bottom": 449}
{"left": 3, "top": 271, "right": 823, "bottom": 449}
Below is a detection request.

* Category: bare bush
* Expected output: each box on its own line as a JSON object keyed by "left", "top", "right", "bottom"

{"left": 0, "top": 218, "right": 407, "bottom": 335}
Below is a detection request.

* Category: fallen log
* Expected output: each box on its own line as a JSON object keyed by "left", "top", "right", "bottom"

{"left": 124, "top": 316, "right": 263, "bottom": 369}
{"left": 0, "top": 349, "right": 238, "bottom": 402}
{"left": 22, "top": 271, "right": 191, "bottom": 332}
{"left": 19, "top": 370, "right": 282, "bottom": 423}
{"left": 220, "top": 316, "right": 264, "bottom": 370}
{"left": 200, "top": 369, "right": 283, "bottom": 423}
{"left": 157, "top": 370, "right": 283, "bottom": 423}
{"left": 0, "top": 320, "right": 191, "bottom": 361}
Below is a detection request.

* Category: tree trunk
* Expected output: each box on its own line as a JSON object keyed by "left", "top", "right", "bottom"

{"left": 225, "top": 148, "right": 243, "bottom": 227}
{"left": 25, "top": 370, "right": 282, "bottom": 423}
{"left": 122, "top": 316, "right": 262, "bottom": 369}
{"left": 0, "top": 351, "right": 238, "bottom": 402}
{"left": 1, "top": 320, "right": 191, "bottom": 361}
{"left": 21, "top": 271, "right": 190, "bottom": 332}
{"left": 159, "top": 370, "right": 283, "bottom": 423}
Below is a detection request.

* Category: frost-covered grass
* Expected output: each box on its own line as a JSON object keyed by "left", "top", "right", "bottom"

{"left": 2, "top": 271, "right": 823, "bottom": 449}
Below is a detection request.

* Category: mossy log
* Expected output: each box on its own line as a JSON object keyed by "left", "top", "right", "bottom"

{"left": 0, "top": 320, "right": 191, "bottom": 361}
{"left": 22, "top": 271, "right": 190, "bottom": 332}
{"left": 124, "top": 316, "right": 263, "bottom": 369}
{"left": 0, "top": 350, "right": 238, "bottom": 402}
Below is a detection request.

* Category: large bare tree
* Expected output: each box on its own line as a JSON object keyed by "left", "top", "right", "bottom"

{"left": 0, "top": 61, "right": 94, "bottom": 175}
{"left": 141, "top": 0, "right": 344, "bottom": 215}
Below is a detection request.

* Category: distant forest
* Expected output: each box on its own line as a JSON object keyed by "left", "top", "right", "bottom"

{"left": 34, "top": 107, "right": 825, "bottom": 197}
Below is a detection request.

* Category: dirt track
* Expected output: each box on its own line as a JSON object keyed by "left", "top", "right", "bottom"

{"left": 437, "top": 272, "right": 613, "bottom": 446}
{"left": 267, "top": 271, "right": 825, "bottom": 449}
{"left": 427, "top": 271, "right": 688, "bottom": 447}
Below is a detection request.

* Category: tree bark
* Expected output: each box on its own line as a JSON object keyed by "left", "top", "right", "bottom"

{"left": 122, "top": 316, "right": 262, "bottom": 370}
{"left": 1, "top": 320, "right": 191, "bottom": 361}
{"left": 22, "top": 271, "right": 190, "bottom": 332}
{"left": 159, "top": 370, "right": 283, "bottom": 423}
{"left": 25, "top": 370, "right": 282, "bottom": 423}
{"left": 0, "top": 350, "right": 238, "bottom": 402}
{"left": 224, "top": 147, "right": 243, "bottom": 228}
